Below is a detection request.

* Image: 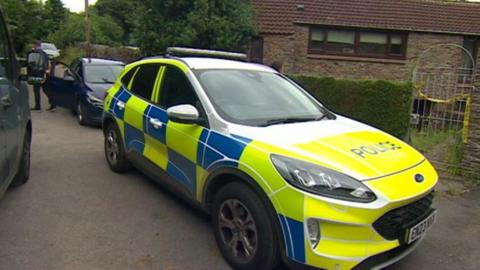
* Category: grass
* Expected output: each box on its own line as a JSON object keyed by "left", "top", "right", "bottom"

{"left": 410, "top": 130, "right": 464, "bottom": 176}
{"left": 410, "top": 130, "right": 455, "bottom": 153}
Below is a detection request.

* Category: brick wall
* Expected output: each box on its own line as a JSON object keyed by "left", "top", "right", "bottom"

{"left": 261, "top": 25, "right": 464, "bottom": 81}
{"left": 262, "top": 34, "right": 295, "bottom": 73}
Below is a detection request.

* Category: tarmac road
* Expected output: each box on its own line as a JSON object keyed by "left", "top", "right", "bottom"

{"left": 0, "top": 93, "right": 478, "bottom": 270}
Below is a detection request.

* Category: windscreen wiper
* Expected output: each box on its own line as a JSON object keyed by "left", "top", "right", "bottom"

{"left": 259, "top": 117, "right": 319, "bottom": 127}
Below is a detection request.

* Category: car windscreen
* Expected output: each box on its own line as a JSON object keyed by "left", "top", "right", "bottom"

{"left": 84, "top": 65, "right": 124, "bottom": 84}
{"left": 41, "top": 43, "right": 57, "bottom": 50}
{"left": 194, "top": 69, "right": 328, "bottom": 126}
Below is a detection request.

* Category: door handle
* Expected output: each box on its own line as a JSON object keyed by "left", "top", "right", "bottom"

{"left": 149, "top": 118, "right": 163, "bottom": 129}
{"left": 116, "top": 101, "right": 125, "bottom": 110}
{"left": 0, "top": 95, "right": 12, "bottom": 109}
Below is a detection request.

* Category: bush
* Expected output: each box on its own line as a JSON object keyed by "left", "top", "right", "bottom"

{"left": 58, "top": 47, "right": 85, "bottom": 64}
{"left": 290, "top": 75, "right": 412, "bottom": 138}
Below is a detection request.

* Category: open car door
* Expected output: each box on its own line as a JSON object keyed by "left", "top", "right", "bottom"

{"left": 44, "top": 61, "right": 83, "bottom": 110}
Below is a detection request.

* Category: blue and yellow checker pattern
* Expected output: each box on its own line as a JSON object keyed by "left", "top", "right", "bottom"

{"left": 103, "top": 58, "right": 438, "bottom": 270}
{"left": 104, "top": 84, "right": 253, "bottom": 200}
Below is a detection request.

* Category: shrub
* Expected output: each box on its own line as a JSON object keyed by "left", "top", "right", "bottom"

{"left": 290, "top": 75, "right": 412, "bottom": 138}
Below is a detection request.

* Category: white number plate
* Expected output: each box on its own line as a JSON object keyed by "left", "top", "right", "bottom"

{"left": 407, "top": 211, "right": 436, "bottom": 244}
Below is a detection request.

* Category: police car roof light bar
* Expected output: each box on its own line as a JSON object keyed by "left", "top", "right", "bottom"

{"left": 166, "top": 47, "right": 248, "bottom": 61}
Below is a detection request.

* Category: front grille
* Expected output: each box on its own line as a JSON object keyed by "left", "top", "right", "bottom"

{"left": 373, "top": 192, "right": 434, "bottom": 243}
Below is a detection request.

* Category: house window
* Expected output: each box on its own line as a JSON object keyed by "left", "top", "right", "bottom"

{"left": 460, "top": 36, "right": 478, "bottom": 82}
{"left": 309, "top": 27, "right": 407, "bottom": 59}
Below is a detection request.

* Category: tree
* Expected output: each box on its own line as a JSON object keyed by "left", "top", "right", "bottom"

{"left": 43, "top": 0, "right": 68, "bottom": 34}
{"left": 47, "top": 12, "right": 124, "bottom": 48}
{"left": 93, "top": 0, "right": 137, "bottom": 43}
{"left": 131, "top": 0, "right": 256, "bottom": 55}
{"left": 0, "top": 0, "right": 68, "bottom": 54}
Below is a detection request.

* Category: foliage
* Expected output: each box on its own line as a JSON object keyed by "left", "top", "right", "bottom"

{"left": 0, "top": 0, "right": 67, "bottom": 54}
{"left": 58, "top": 46, "right": 85, "bottom": 65}
{"left": 132, "top": 0, "right": 257, "bottom": 55}
{"left": 290, "top": 75, "right": 412, "bottom": 138}
{"left": 0, "top": 0, "right": 44, "bottom": 53}
{"left": 93, "top": 0, "right": 136, "bottom": 43}
{"left": 47, "top": 12, "right": 124, "bottom": 48}
{"left": 0, "top": 0, "right": 256, "bottom": 56}
{"left": 42, "top": 0, "right": 68, "bottom": 34}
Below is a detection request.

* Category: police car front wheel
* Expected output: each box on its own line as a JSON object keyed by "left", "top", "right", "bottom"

{"left": 212, "top": 182, "right": 280, "bottom": 270}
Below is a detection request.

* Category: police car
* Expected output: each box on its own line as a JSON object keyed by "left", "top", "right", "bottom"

{"left": 102, "top": 48, "right": 438, "bottom": 270}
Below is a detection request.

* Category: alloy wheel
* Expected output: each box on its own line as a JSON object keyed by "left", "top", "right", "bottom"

{"left": 218, "top": 199, "right": 258, "bottom": 263}
{"left": 106, "top": 130, "right": 119, "bottom": 165}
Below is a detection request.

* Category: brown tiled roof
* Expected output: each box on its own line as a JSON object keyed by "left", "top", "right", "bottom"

{"left": 253, "top": 0, "right": 480, "bottom": 35}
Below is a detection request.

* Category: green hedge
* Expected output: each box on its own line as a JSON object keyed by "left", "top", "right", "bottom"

{"left": 290, "top": 75, "right": 412, "bottom": 138}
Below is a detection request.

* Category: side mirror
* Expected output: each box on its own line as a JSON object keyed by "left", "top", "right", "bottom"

{"left": 167, "top": 104, "right": 203, "bottom": 124}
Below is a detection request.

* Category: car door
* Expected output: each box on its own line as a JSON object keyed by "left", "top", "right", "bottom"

{"left": 157, "top": 65, "right": 208, "bottom": 197}
{"left": 122, "top": 63, "right": 162, "bottom": 157}
{"left": 44, "top": 61, "right": 82, "bottom": 109}
{"left": 0, "top": 86, "right": 8, "bottom": 183}
{"left": 0, "top": 19, "right": 19, "bottom": 184}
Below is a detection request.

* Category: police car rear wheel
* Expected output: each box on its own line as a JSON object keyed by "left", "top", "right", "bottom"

{"left": 213, "top": 182, "right": 280, "bottom": 270}
{"left": 104, "top": 123, "right": 130, "bottom": 173}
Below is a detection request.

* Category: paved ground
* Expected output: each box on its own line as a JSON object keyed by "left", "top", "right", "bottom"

{"left": 0, "top": 92, "right": 478, "bottom": 270}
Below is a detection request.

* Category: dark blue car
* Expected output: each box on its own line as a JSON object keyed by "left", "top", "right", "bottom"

{"left": 44, "top": 58, "right": 125, "bottom": 126}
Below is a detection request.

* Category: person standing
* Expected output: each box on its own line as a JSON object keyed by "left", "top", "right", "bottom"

{"left": 26, "top": 40, "right": 55, "bottom": 112}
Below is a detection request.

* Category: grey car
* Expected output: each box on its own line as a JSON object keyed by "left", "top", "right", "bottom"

{"left": 0, "top": 9, "right": 32, "bottom": 198}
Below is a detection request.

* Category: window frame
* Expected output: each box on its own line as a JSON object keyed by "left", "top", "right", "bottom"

{"left": 125, "top": 63, "right": 161, "bottom": 101}
{"left": 308, "top": 26, "right": 408, "bottom": 60}
{"left": 158, "top": 65, "right": 200, "bottom": 109}
{"left": 158, "top": 64, "right": 209, "bottom": 128}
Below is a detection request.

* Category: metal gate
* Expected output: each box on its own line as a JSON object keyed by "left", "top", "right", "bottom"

{"left": 410, "top": 44, "right": 476, "bottom": 177}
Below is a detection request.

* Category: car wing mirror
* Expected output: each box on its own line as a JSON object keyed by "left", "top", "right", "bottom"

{"left": 167, "top": 104, "right": 203, "bottom": 124}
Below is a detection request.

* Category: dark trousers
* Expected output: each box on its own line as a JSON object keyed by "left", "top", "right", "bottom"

{"left": 33, "top": 83, "right": 54, "bottom": 110}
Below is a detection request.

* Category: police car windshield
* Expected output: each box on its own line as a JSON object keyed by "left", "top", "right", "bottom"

{"left": 194, "top": 69, "right": 328, "bottom": 126}
{"left": 85, "top": 65, "right": 124, "bottom": 84}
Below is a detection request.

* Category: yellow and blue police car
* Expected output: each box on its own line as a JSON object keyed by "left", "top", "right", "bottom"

{"left": 102, "top": 47, "right": 438, "bottom": 270}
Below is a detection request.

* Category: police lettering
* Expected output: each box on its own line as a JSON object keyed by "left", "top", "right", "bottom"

{"left": 350, "top": 141, "right": 402, "bottom": 159}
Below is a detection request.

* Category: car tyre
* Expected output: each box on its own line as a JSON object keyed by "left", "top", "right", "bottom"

{"left": 10, "top": 130, "right": 31, "bottom": 188}
{"left": 77, "top": 101, "right": 87, "bottom": 126}
{"left": 104, "top": 122, "right": 131, "bottom": 173}
{"left": 212, "top": 182, "right": 280, "bottom": 270}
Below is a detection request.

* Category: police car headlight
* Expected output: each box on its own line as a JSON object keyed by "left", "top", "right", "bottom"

{"left": 271, "top": 155, "right": 376, "bottom": 203}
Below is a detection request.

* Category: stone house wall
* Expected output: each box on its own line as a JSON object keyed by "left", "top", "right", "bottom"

{"left": 261, "top": 25, "right": 465, "bottom": 81}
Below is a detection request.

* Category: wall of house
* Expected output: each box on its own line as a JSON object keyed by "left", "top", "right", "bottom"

{"left": 261, "top": 25, "right": 465, "bottom": 81}
{"left": 262, "top": 34, "right": 295, "bottom": 73}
